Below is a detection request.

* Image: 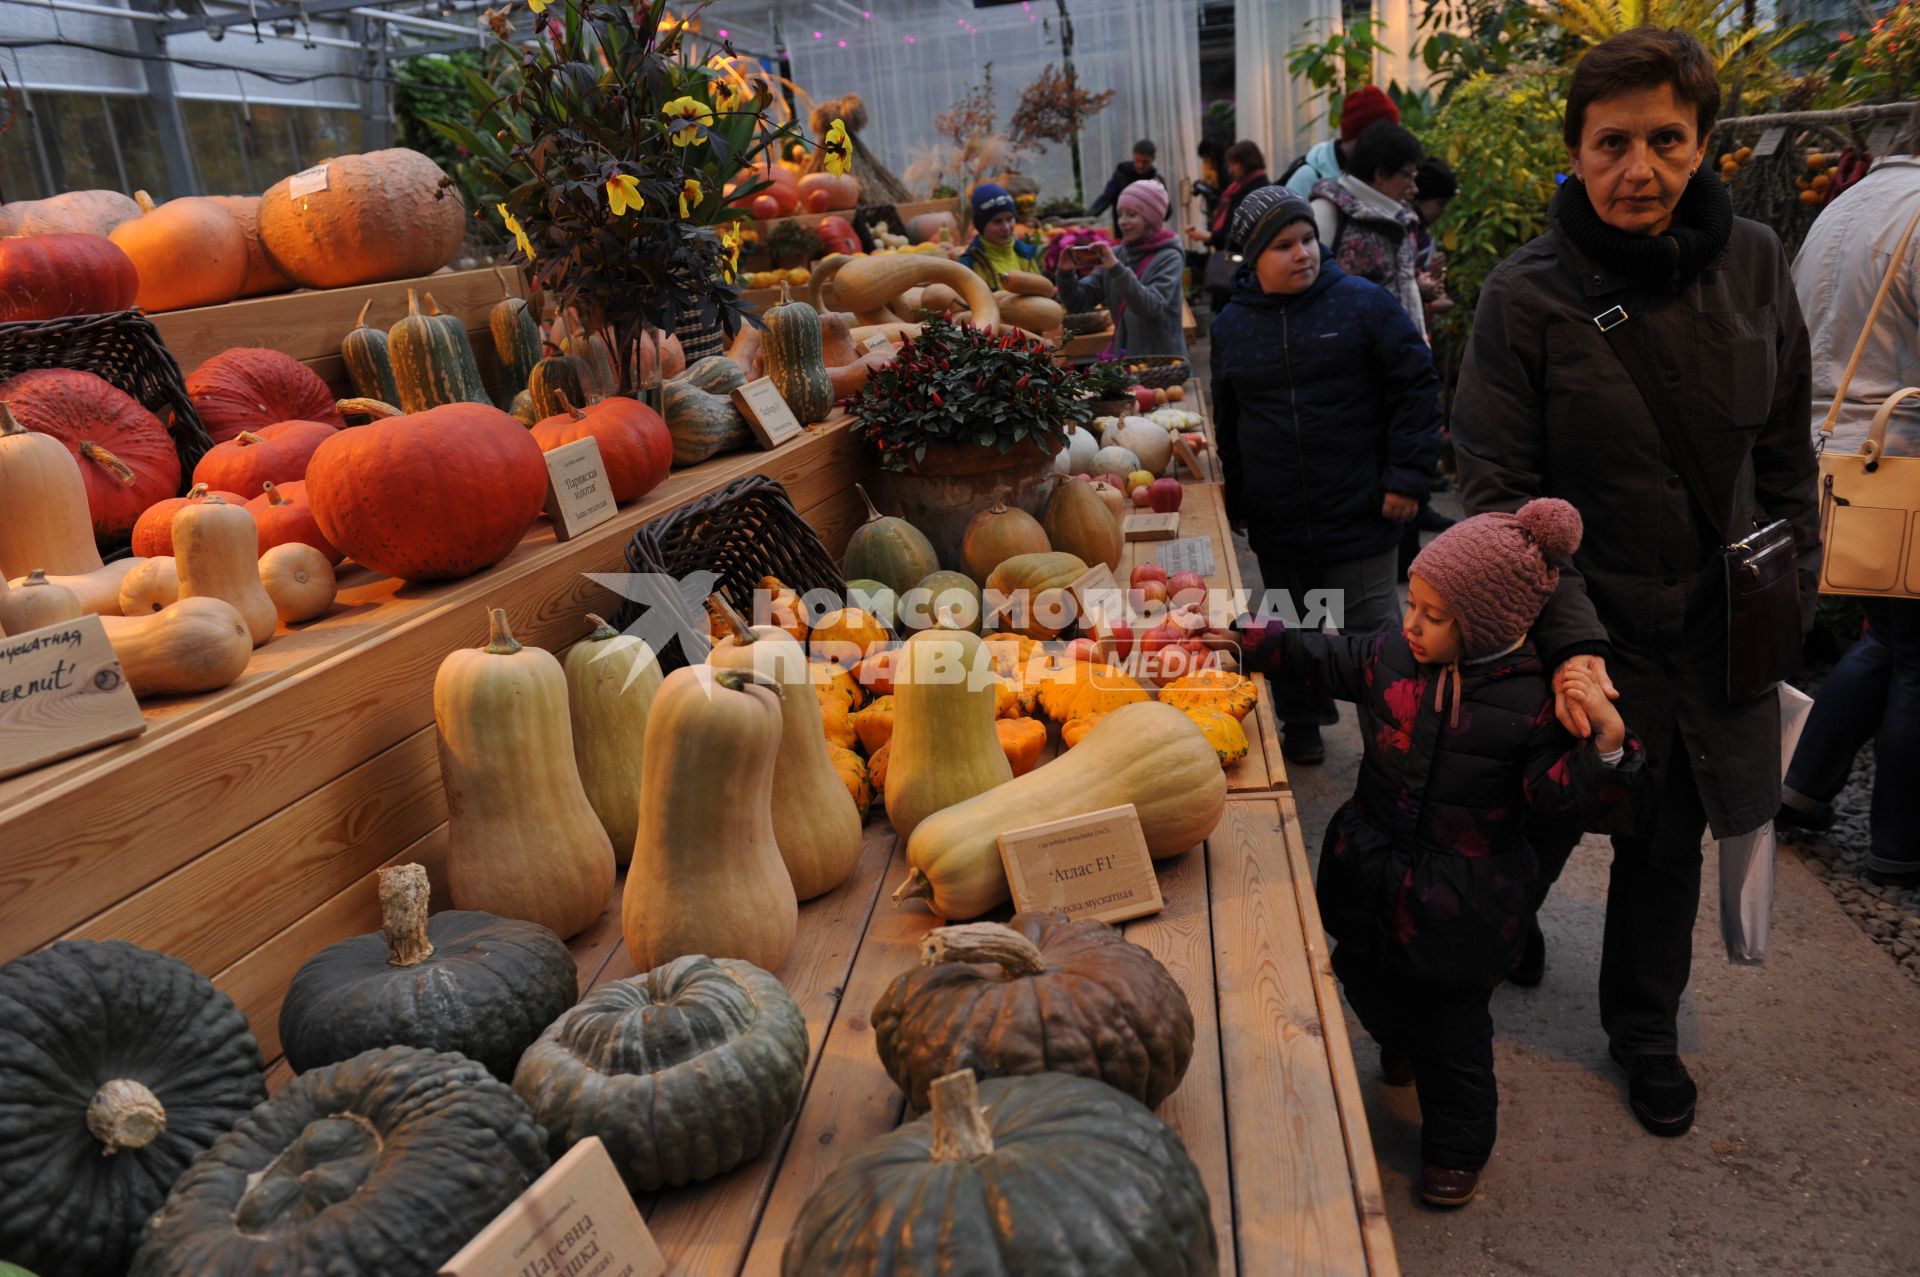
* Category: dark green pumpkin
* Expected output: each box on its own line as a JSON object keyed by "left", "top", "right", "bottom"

{"left": 843, "top": 483, "right": 940, "bottom": 595}
{"left": 278, "top": 863, "right": 578, "bottom": 1083}
{"left": 389, "top": 289, "right": 484, "bottom": 414}
{"left": 131, "top": 1046, "right": 547, "bottom": 1277}
{"left": 782, "top": 1069, "right": 1218, "bottom": 1277}
{"left": 512, "top": 954, "right": 808, "bottom": 1193}
{"left": 489, "top": 295, "right": 542, "bottom": 398}
{"left": 0, "top": 940, "right": 266, "bottom": 1277}
{"left": 340, "top": 296, "right": 400, "bottom": 406}
{"left": 661, "top": 376, "right": 751, "bottom": 466}
{"left": 422, "top": 292, "right": 491, "bottom": 403}
{"left": 529, "top": 354, "right": 588, "bottom": 421}
{"left": 761, "top": 282, "right": 835, "bottom": 426}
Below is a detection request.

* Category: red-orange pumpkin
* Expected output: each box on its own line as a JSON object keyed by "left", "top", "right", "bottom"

{"left": 305, "top": 399, "right": 547, "bottom": 582}
{"left": 729, "top": 161, "right": 800, "bottom": 215}
{"left": 816, "top": 216, "right": 861, "bottom": 256}
{"left": 191, "top": 419, "right": 337, "bottom": 494}
{"left": 798, "top": 171, "right": 860, "bottom": 211}
{"left": 0, "top": 233, "right": 140, "bottom": 322}
{"left": 247, "top": 479, "right": 342, "bottom": 562}
{"left": 750, "top": 194, "right": 782, "bottom": 221}
{"left": 0, "top": 369, "right": 180, "bottom": 543}
{"left": 530, "top": 396, "right": 672, "bottom": 504}
{"left": 185, "top": 347, "right": 346, "bottom": 444}
{"left": 131, "top": 482, "right": 249, "bottom": 557}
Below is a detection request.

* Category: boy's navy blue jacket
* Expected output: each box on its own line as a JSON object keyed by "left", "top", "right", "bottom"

{"left": 1247, "top": 626, "right": 1644, "bottom": 988}
{"left": 1211, "top": 255, "right": 1444, "bottom": 565}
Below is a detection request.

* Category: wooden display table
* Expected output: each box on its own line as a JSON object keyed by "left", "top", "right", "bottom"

{"left": 1061, "top": 298, "right": 1202, "bottom": 358}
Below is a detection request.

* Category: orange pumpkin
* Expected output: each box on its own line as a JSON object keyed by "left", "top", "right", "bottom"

{"left": 205, "top": 195, "right": 294, "bottom": 298}
{"left": 530, "top": 396, "right": 672, "bottom": 504}
{"left": 996, "top": 716, "right": 1046, "bottom": 776}
{"left": 635, "top": 329, "right": 687, "bottom": 386}
{"left": 797, "top": 172, "right": 860, "bottom": 211}
{"left": 108, "top": 192, "right": 247, "bottom": 312}
{"left": 191, "top": 419, "right": 337, "bottom": 494}
{"left": 256, "top": 149, "right": 466, "bottom": 289}
{"left": 131, "top": 482, "right": 248, "bottom": 557}
{"left": 246, "top": 479, "right": 342, "bottom": 562}
{"left": 0, "top": 233, "right": 140, "bottom": 322}
{"left": 186, "top": 348, "right": 346, "bottom": 444}
{"left": 729, "top": 160, "right": 800, "bottom": 215}
{"left": 306, "top": 399, "right": 547, "bottom": 582}
{"left": 0, "top": 369, "right": 180, "bottom": 544}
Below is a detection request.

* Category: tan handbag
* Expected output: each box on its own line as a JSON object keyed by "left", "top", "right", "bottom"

{"left": 1818, "top": 203, "right": 1920, "bottom": 598}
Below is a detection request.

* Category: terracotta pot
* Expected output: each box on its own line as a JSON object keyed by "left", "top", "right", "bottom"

{"left": 880, "top": 435, "right": 1061, "bottom": 571}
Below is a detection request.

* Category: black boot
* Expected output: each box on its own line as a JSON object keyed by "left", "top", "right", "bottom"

{"left": 1609, "top": 1045, "right": 1697, "bottom": 1137}
{"left": 1282, "top": 723, "right": 1325, "bottom": 765}
{"left": 1509, "top": 919, "right": 1546, "bottom": 987}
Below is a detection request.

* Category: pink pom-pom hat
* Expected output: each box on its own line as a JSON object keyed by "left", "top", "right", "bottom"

{"left": 1407, "top": 497, "right": 1584, "bottom": 660}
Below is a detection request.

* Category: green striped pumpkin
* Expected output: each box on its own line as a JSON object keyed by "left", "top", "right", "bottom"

{"left": 662, "top": 378, "right": 751, "bottom": 466}
{"left": 389, "top": 289, "right": 483, "bottom": 414}
{"left": 761, "top": 282, "right": 835, "bottom": 426}
{"left": 509, "top": 388, "right": 537, "bottom": 426}
{"left": 528, "top": 355, "right": 588, "bottom": 421}
{"left": 341, "top": 297, "right": 400, "bottom": 406}
{"left": 490, "top": 296, "right": 542, "bottom": 399}
{"left": 423, "top": 292, "right": 491, "bottom": 404}
{"left": 680, "top": 354, "right": 747, "bottom": 396}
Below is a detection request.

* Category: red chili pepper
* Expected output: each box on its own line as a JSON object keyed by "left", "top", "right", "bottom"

{"left": 931, "top": 391, "right": 943, "bottom": 406}
{"left": 1016, "top": 374, "right": 1031, "bottom": 390}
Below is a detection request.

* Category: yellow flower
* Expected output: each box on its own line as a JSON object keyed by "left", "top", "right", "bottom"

{"left": 822, "top": 118, "right": 853, "bottom": 178}
{"left": 662, "top": 96, "right": 714, "bottom": 146}
{"left": 526, "top": 0, "right": 547, "bottom": 13}
{"left": 606, "top": 173, "right": 644, "bottom": 217}
{"left": 710, "top": 73, "right": 750, "bottom": 113}
{"left": 679, "top": 178, "right": 703, "bottom": 218}
{"left": 720, "top": 222, "right": 743, "bottom": 281}
{"left": 496, "top": 203, "right": 534, "bottom": 260}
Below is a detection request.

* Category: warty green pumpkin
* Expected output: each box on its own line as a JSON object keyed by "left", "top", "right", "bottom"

{"left": 340, "top": 297, "right": 400, "bottom": 405}
{"left": 513, "top": 955, "right": 809, "bottom": 1193}
{"left": 843, "top": 483, "right": 940, "bottom": 594}
{"left": 761, "top": 281, "right": 836, "bottom": 426}
{"left": 662, "top": 376, "right": 752, "bottom": 465}
{"left": 388, "top": 289, "right": 485, "bottom": 413}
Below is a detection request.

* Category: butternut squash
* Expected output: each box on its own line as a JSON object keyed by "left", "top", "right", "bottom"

{"left": 0, "top": 401, "right": 108, "bottom": 579}
{"left": 884, "top": 617, "right": 1013, "bottom": 842}
{"left": 0, "top": 569, "right": 81, "bottom": 634}
{"left": 258, "top": 542, "right": 336, "bottom": 624}
{"left": 996, "top": 293, "right": 1066, "bottom": 337}
{"left": 819, "top": 311, "right": 860, "bottom": 366}
{"left": 624, "top": 664, "right": 798, "bottom": 971}
{"left": 708, "top": 598, "right": 863, "bottom": 900}
{"left": 100, "top": 596, "right": 252, "bottom": 697}
{"left": 172, "top": 496, "right": 277, "bottom": 646}
{"left": 895, "top": 700, "right": 1227, "bottom": 919}
{"left": 118, "top": 556, "right": 179, "bottom": 615}
{"left": 816, "top": 254, "right": 1001, "bottom": 330}
{"left": 563, "top": 612, "right": 663, "bottom": 864}
{"left": 12, "top": 562, "right": 142, "bottom": 618}
{"left": 435, "top": 607, "right": 617, "bottom": 938}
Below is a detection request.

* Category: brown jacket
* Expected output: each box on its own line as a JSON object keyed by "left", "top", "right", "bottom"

{"left": 1451, "top": 217, "right": 1817, "bottom": 837}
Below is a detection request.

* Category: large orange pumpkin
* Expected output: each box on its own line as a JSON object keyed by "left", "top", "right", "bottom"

{"left": 191, "top": 419, "right": 337, "bottom": 494}
{"left": 530, "top": 396, "right": 671, "bottom": 504}
{"left": 186, "top": 348, "right": 346, "bottom": 444}
{"left": 256, "top": 149, "right": 467, "bottom": 289}
{"left": 247, "top": 479, "right": 342, "bottom": 562}
{"left": 205, "top": 195, "right": 294, "bottom": 298}
{"left": 305, "top": 400, "right": 547, "bottom": 581}
{"left": 108, "top": 192, "right": 247, "bottom": 312}
{"left": 0, "top": 233, "right": 140, "bottom": 322}
{"left": 0, "top": 369, "right": 181, "bottom": 543}
{"left": 130, "top": 482, "right": 248, "bottom": 557}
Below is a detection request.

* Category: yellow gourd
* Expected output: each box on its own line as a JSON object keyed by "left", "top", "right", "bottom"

{"left": 828, "top": 742, "right": 873, "bottom": 816}
{"left": 624, "top": 664, "right": 798, "bottom": 970}
{"left": 172, "top": 496, "right": 277, "bottom": 646}
{"left": 708, "top": 599, "right": 864, "bottom": 901}
{"left": 852, "top": 695, "right": 896, "bottom": 754}
{"left": 885, "top": 616, "right": 1014, "bottom": 842}
{"left": 1180, "top": 706, "right": 1250, "bottom": 767}
{"left": 435, "top": 607, "right": 616, "bottom": 939}
{"left": 995, "top": 716, "right": 1046, "bottom": 776}
{"left": 258, "top": 543, "right": 335, "bottom": 623}
{"left": 0, "top": 569, "right": 81, "bottom": 634}
{"left": 118, "top": 556, "right": 180, "bottom": 615}
{"left": 100, "top": 596, "right": 252, "bottom": 697}
{"left": 1160, "top": 669, "right": 1258, "bottom": 721}
{"left": 896, "top": 701, "right": 1227, "bottom": 919}
{"left": 562, "top": 613, "right": 662, "bottom": 863}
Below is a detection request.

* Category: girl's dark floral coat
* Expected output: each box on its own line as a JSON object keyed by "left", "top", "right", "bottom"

{"left": 1246, "top": 627, "right": 1644, "bottom": 988}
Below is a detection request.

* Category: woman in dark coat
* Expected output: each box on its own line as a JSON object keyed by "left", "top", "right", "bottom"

{"left": 1450, "top": 28, "right": 1818, "bottom": 1138}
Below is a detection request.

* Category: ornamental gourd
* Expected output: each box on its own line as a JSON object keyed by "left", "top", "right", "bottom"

{"left": 256, "top": 148, "right": 467, "bottom": 289}
{"left": 185, "top": 347, "right": 345, "bottom": 444}
{"left": 874, "top": 916, "right": 1195, "bottom": 1111}
{"left": 490, "top": 295, "right": 543, "bottom": 396}
{"left": 246, "top": 480, "right": 342, "bottom": 562}
{"left": 258, "top": 542, "right": 336, "bottom": 624}
{"left": 531, "top": 394, "right": 672, "bottom": 504}
{"left": 279, "top": 863, "right": 578, "bottom": 1083}
{"left": 709, "top": 599, "right": 864, "bottom": 900}
{"left": 844, "top": 484, "right": 940, "bottom": 594}
{"left": 336, "top": 298, "right": 400, "bottom": 407}
{"left": 624, "top": 665, "right": 798, "bottom": 972}
{"left": 781, "top": 1070, "right": 1218, "bottom": 1277}
{"left": 762, "top": 282, "right": 836, "bottom": 426}
{"left": 0, "top": 940, "right": 266, "bottom": 1277}
{"left": 528, "top": 354, "right": 588, "bottom": 421}
{"left": 0, "top": 570, "right": 81, "bottom": 634}
{"left": 885, "top": 616, "right": 1013, "bottom": 842}
{"left": 812, "top": 253, "right": 1001, "bottom": 330}
{"left": 1043, "top": 478, "right": 1123, "bottom": 571}
{"left": 389, "top": 290, "right": 486, "bottom": 413}
{"left": 0, "top": 233, "right": 140, "bottom": 322}
{"left": 109, "top": 192, "right": 247, "bottom": 312}
{"left": 190, "top": 419, "right": 336, "bottom": 494}
{"left": 101, "top": 596, "right": 253, "bottom": 696}
{"left": 0, "top": 369, "right": 180, "bottom": 549}
{"left": 435, "top": 608, "right": 616, "bottom": 939}
{"left": 306, "top": 399, "right": 547, "bottom": 582}
{"left": 960, "top": 487, "right": 1050, "bottom": 585}
{"left": 897, "top": 701, "right": 1227, "bottom": 920}
{"left": 173, "top": 496, "right": 278, "bottom": 646}
{"left": 131, "top": 1047, "right": 547, "bottom": 1277}
{"left": 513, "top": 956, "right": 810, "bottom": 1193}
{"left": 422, "top": 293, "right": 490, "bottom": 404}
{"left": 662, "top": 378, "right": 752, "bottom": 465}
{"left": 563, "top": 614, "right": 663, "bottom": 863}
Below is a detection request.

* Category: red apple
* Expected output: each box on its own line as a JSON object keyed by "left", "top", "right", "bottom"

{"left": 1097, "top": 472, "right": 1127, "bottom": 492}
{"left": 1064, "top": 637, "right": 1102, "bottom": 664}
{"left": 1148, "top": 477, "right": 1184, "bottom": 514}
{"left": 1073, "top": 472, "right": 1092, "bottom": 482}
{"left": 1132, "top": 579, "right": 1171, "bottom": 612}
{"left": 1130, "top": 563, "right": 1168, "bottom": 589}
{"left": 805, "top": 188, "right": 833, "bottom": 212}
{"left": 1132, "top": 485, "right": 1153, "bottom": 507}
{"left": 1132, "top": 385, "right": 1157, "bottom": 413}
{"left": 1096, "top": 617, "right": 1135, "bottom": 661}
{"left": 1168, "top": 570, "right": 1207, "bottom": 597}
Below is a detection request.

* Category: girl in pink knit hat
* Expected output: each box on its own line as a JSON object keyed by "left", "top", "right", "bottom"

{"left": 1236, "top": 497, "right": 1642, "bottom": 1208}
{"left": 1054, "top": 177, "right": 1189, "bottom": 358}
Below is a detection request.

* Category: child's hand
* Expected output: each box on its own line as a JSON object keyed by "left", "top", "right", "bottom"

{"left": 1562, "top": 664, "right": 1625, "bottom": 752}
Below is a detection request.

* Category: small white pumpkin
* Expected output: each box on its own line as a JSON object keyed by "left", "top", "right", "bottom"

{"left": 1056, "top": 425, "right": 1099, "bottom": 476}
{"left": 1101, "top": 416, "right": 1174, "bottom": 476}
{"left": 1091, "top": 445, "right": 1141, "bottom": 478}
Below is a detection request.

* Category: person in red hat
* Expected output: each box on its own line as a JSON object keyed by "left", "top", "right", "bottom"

{"left": 1284, "top": 84, "right": 1402, "bottom": 198}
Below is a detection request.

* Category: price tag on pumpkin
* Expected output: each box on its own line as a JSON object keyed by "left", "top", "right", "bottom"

{"left": 1751, "top": 126, "right": 1787, "bottom": 159}
{"left": 860, "top": 333, "right": 897, "bottom": 358}
{"left": 440, "top": 1137, "right": 666, "bottom": 1277}
{"left": 0, "top": 614, "right": 145, "bottom": 780}
{"left": 732, "top": 378, "right": 805, "bottom": 449}
{"left": 997, "top": 803, "right": 1164, "bottom": 926}
{"left": 287, "top": 162, "right": 331, "bottom": 198}
{"left": 541, "top": 437, "right": 618, "bottom": 543}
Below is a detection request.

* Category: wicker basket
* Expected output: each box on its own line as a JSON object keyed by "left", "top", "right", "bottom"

{"left": 0, "top": 310, "right": 213, "bottom": 493}
{"left": 614, "top": 473, "right": 846, "bottom": 672}
{"left": 1121, "top": 355, "right": 1191, "bottom": 389}
{"left": 1062, "top": 309, "right": 1110, "bottom": 336}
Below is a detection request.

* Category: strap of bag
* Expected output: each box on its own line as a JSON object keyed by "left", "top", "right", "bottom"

{"left": 1596, "top": 310, "right": 1739, "bottom": 543}
{"left": 1822, "top": 201, "right": 1920, "bottom": 439}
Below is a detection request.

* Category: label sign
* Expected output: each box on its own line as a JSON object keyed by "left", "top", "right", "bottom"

{"left": 542, "top": 437, "right": 618, "bottom": 542}
{"left": 1158, "top": 536, "right": 1216, "bottom": 578}
{"left": 860, "top": 333, "right": 897, "bottom": 358}
{"left": 441, "top": 1137, "right": 667, "bottom": 1277}
{"left": 1066, "top": 561, "right": 1121, "bottom": 625}
{"left": 1122, "top": 511, "right": 1180, "bottom": 542}
{"left": 287, "top": 162, "right": 331, "bottom": 198}
{"left": 998, "top": 803, "right": 1164, "bottom": 925}
{"left": 0, "top": 613, "right": 145, "bottom": 780}
{"left": 732, "top": 377, "right": 804, "bottom": 449}
{"left": 1750, "top": 126, "right": 1787, "bottom": 159}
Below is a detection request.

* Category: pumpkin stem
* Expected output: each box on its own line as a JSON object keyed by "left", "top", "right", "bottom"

{"left": 921, "top": 922, "right": 1047, "bottom": 975}
{"left": 21, "top": 569, "right": 47, "bottom": 586}
{"left": 355, "top": 296, "right": 376, "bottom": 330}
{"left": 706, "top": 592, "right": 756, "bottom": 645}
{"left": 988, "top": 484, "right": 1011, "bottom": 514}
{"left": 200, "top": 494, "right": 229, "bottom": 506}
{"left": 711, "top": 666, "right": 776, "bottom": 694}
{"left": 235, "top": 431, "right": 266, "bottom": 447}
{"left": 854, "top": 482, "right": 882, "bottom": 524}
{"left": 484, "top": 607, "right": 522, "bottom": 655}
{"left": 336, "top": 397, "right": 403, "bottom": 421}
{"left": 424, "top": 292, "right": 443, "bottom": 316}
{"left": 928, "top": 1070, "right": 995, "bottom": 1163}
{"left": 555, "top": 388, "right": 585, "bottom": 421}
{"left": 87, "top": 1078, "right": 166, "bottom": 1155}
{"left": 188, "top": 482, "right": 210, "bottom": 500}
{"left": 0, "top": 402, "right": 25, "bottom": 437}
{"left": 378, "top": 863, "right": 436, "bottom": 968}
{"left": 76, "top": 441, "right": 136, "bottom": 486}
{"left": 261, "top": 481, "right": 290, "bottom": 506}
{"left": 134, "top": 190, "right": 157, "bottom": 214}
{"left": 584, "top": 612, "right": 620, "bottom": 642}
{"left": 406, "top": 288, "right": 422, "bottom": 319}
{"left": 891, "top": 867, "right": 935, "bottom": 904}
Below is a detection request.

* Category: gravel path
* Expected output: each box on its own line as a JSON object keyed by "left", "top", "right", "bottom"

{"left": 1780, "top": 750, "right": 1920, "bottom": 987}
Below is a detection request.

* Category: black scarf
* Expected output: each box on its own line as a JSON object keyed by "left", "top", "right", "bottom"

{"left": 1551, "top": 169, "right": 1734, "bottom": 292}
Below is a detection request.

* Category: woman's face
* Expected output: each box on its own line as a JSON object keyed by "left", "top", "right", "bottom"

{"left": 1570, "top": 82, "right": 1708, "bottom": 236}
{"left": 1226, "top": 159, "right": 1246, "bottom": 183}
{"left": 1117, "top": 205, "right": 1151, "bottom": 241}
{"left": 982, "top": 210, "right": 1018, "bottom": 246}
{"left": 1369, "top": 160, "right": 1421, "bottom": 206}
{"left": 1415, "top": 195, "right": 1452, "bottom": 228}
{"left": 1201, "top": 156, "right": 1220, "bottom": 184}
{"left": 1255, "top": 222, "right": 1319, "bottom": 295}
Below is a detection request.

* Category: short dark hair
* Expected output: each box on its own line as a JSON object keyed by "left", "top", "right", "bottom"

{"left": 1197, "top": 136, "right": 1227, "bottom": 167}
{"left": 1224, "top": 140, "right": 1265, "bottom": 175}
{"left": 1564, "top": 27, "right": 1720, "bottom": 151}
{"left": 1415, "top": 157, "right": 1458, "bottom": 202}
{"left": 1133, "top": 139, "right": 1157, "bottom": 158}
{"left": 1349, "top": 122, "right": 1423, "bottom": 184}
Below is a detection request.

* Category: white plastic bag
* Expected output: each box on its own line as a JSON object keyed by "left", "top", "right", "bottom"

{"left": 1717, "top": 683, "right": 1815, "bottom": 965}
